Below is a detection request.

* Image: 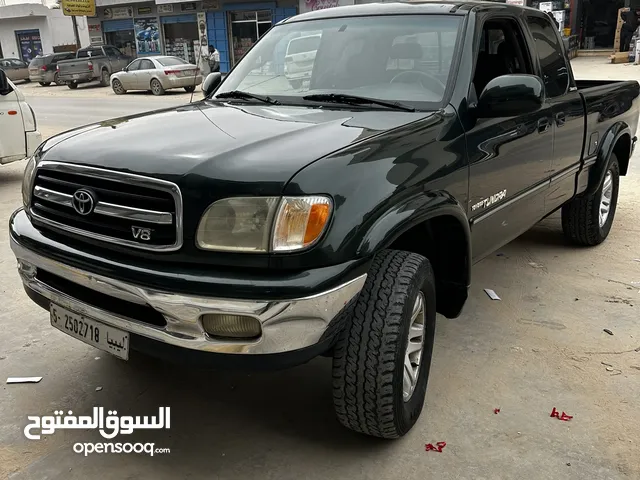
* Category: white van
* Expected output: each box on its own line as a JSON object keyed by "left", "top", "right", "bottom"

{"left": 0, "top": 69, "right": 41, "bottom": 165}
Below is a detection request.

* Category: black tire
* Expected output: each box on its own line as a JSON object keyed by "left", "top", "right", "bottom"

{"left": 112, "top": 79, "right": 126, "bottom": 95}
{"left": 39, "top": 82, "right": 51, "bottom": 87}
{"left": 562, "top": 154, "right": 620, "bottom": 246}
{"left": 67, "top": 82, "right": 78, "bottom": 89}
{"left": 184, "top": 85, "right": 196, "bottom": 93}
{"left": 23, "top": 78, "right": 30, "bottom": 83}
{"left": 100, "top": 70, "right": 110, "bottom": 87}
{"left": 332, "top": 249, "right": 436, "bottom": 439}
{"left": 150, "top": 79, "right": 165, "bottom": 96}
{"left": 54, "top": 72, "right": 63, "bottom": 86}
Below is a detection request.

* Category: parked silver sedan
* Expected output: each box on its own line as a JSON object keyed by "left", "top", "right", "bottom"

{"left": 110, "top": 56, "right": 202, "bottom": 96}
{"left": 0, "top": 58, "right": 30, "bottom": 83}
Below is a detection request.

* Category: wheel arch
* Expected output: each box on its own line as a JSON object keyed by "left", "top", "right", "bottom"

{"left": 586, "top": 122, "right": 631, "bottom": 196}
{"left": 356, "top": 190, "right": 471, "bottom": 319}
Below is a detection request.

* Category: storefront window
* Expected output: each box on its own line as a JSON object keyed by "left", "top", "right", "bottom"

{"left": 105, "top": 30, "right": 136, "bottom": 58}
{"left": 16, "top": 30, "right": 43, "bottom": 63}
{"left": 134, "top": 18, "right": 161, "bottom": 55}
{"left": 163, "top": 21, "right": 199, "bottom": 63}
{"left": 230, "top": 10, "right": 272, "bottom": 65}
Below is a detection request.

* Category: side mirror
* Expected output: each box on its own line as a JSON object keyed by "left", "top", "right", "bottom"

{"left": 477, "top": 74, "right": 544, "bottom": 118}
{"left": 0, "top": 68, "right": 10, "bottom": 95}
{"left": 202, "top": 72, "right": 222, "bottom": 97}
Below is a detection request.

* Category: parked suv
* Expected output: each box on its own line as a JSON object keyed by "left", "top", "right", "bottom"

{"left": 29, "top": 53, "right": 75, "bottom": 86}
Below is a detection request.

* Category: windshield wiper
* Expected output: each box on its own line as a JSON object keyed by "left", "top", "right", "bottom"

{"left": 302, "top": 93, "right": 415, "bottom": 112}
{"left": 215, "top": 90, "right": 280, "bottom": 105}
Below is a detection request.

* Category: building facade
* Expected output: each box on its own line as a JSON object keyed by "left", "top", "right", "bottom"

{"left": 0, "top": 1, "right": 90, "bottom": 61}
{"left": 87, "top": 0, "right": 299, "bottom": 72}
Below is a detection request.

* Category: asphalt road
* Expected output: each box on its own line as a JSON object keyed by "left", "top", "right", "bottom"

{"left": 1, "top": 60, "right": 640, "bottom": 479}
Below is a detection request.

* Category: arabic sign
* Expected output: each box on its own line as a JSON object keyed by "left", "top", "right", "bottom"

{"left": 505, "top": 0, "right": 524, "bottom": 5}
{"left": 157, "top": 4, "right": 173, "bottom": 13}
{"left": 61, "top": 0, "right": 96, "bottom": 16}
{"left": 24, "top": 407, "right": 170, "bottom": 440}
{"left": 539, "top": 2, "right": 553, "bottom": 13}
{"left": 103, "top": 6, "right": 133, "bottom": 19}
{"left": 88, "top": 23, "right": 103, "bottom": 45}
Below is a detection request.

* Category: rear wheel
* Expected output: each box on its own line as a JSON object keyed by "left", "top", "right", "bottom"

{"left": 100, "top": 69, "right": 110, "bottom": 87}
{"left": 332, "top": 249, "right": 436, "bottom": 439}
{"left": 150, "top": 79, "right": 165, "bottom": 96}
{"left": 67, "top": 82, "right": 78, "bottom": 89}
{"left": 39, "top": 82, "right": 51, "bottom": 87}
{"left": 184, "top": 85, "right": 196, "bottom": 93}
{"left": 54, "top": 72, "right": 63, "bottom": 86}
{"left": 111, "top": 79, "right": 126, "bottom": 95}
{"left": 562, "top": 154, "right": 620, "bottom": 246}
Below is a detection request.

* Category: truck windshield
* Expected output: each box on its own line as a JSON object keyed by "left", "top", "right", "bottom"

{"left": 215, "top": 15, "right": 461, "bottom": 108}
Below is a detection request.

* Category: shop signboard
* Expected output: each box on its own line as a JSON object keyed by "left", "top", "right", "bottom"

{"left": 505, "top": 0, "right": 524, "bottom": 5}
{"left": 88, "top": 23, "right": 104, "bottom": 45}
{"left": 61, "top": 0, "right": 96, "bottom": 16}
{"left": 181, "top": 2, "right": 197, "bottom": 11}
{"left": 157, "top": 4, "right": 173, "bottom": 12}
{"left": 134, "top": 18, "right": 161, "bottom": 55}
{"left": 202, "top": 0, "right": 219, "bottom": 10}
{"left": 539, "top": 2, "right": 553, "bottom": 13}
{"left": 103, "top": 6, "right": 133, "bottom": 19}
{"left": 137, "top": 6, "right": 153, "bottom": 14}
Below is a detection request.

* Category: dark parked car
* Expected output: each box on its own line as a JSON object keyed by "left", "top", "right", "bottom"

{"left": 56, "top": 45, "right": 131, "bottom": 89}
{"left": 10, "top": 2, "right": 639, "bottom": 439}
{"left": 29, "top": 53, "right": 76, "bottom": 86}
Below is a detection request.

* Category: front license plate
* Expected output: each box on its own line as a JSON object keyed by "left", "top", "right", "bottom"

{"left": 72, "top": 74, "right": 79, "bottom": 79}
{"left": 50, "top": 304, "right": 129, "bottom": 360}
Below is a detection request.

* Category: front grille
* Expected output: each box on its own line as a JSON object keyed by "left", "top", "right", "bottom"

{"left": 30, "top": 162, "right": 182, "bottom": 251}
{"left": 36, "top": 269, "right": 168, "bottom": 328}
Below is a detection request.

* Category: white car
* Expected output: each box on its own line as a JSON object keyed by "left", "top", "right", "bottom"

{"left": 0, "top": 70, "right": 41, "bottom": 165}
{"left": 110, "top": 56, "right": 202, "bottom": 96}
{"left": 284, "top": 34, "right": 321, "bottom": 89}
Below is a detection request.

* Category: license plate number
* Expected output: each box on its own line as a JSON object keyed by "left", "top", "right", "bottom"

{"left": 50, "top": 304, "right": 129, "bottom": 360}
{"left": 72, "top": 74, "right": 79, "bottom": 79}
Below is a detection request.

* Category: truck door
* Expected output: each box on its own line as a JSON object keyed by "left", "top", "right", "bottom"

{"left": 525, "top": 14, "right": 585, "bottom": 212}
{"left": 466, "top": 16, "right": 553, "bottom": 261}
{"left": 0, "top": 79, "right": 27, "bottom": 164}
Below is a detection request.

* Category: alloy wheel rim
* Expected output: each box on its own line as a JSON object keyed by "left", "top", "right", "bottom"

{"left": 114, "top": 80, "right": 122, "bottom": 93}
{"left": 599, "top": 170, "right": 613, "bottom": 228}
{"left": 403, "top": 291, "right": 426, "bottom": 402}
{"left": 152, "top": 81, "right": 160, "bottom": 94}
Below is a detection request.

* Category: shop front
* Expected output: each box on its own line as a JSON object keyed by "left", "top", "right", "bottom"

{"left": 92, "top": 0, "right": 297, "bottom": 72}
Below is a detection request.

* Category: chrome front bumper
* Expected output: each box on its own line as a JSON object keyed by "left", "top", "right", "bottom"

{"left": 11, "top": 239, "right": 366, "bottom": 355}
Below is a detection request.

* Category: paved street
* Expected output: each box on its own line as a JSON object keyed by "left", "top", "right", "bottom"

{"left": 1, "top": 58, "right": 640, "bottom": 479}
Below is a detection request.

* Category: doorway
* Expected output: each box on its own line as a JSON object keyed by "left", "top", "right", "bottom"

{"left": 15, "top": 30, "right": 42, "bottom": 63}
{"left": 229, "top": 10, "right": 272, "bottom": 66}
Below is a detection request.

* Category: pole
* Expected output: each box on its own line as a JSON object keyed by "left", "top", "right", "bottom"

{"left": 72, "top": 15, "right": 81, "bottom": 49}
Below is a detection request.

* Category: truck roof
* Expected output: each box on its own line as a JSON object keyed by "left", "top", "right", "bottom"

{"left": 284, "top": 1, "right": 540, "bottom": 23}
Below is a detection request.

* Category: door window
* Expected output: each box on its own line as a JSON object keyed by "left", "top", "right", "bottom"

{"left": 139, "top": 59, "right": 154, "bottom": 70}
{"left": 11, "top": 59, "right": 27, "bottom": 68}
{"left": 127, "top": 59, "right": 142, "bottom": 71}
{"left": 105, "top": 46, "right": 122, "bottom": 57}
{"left": 526, "top": 15, "right": 568, "bottom": 98}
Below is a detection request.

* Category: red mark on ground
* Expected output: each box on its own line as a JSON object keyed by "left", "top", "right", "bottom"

{"left": 425, "top": 441, "right": 446, "bottom": 452}
{"left": 494, "top": 408, "right": 501, "bottom": 414}
{"left": 551, "top": 407, "right": 573, "bottom": 421}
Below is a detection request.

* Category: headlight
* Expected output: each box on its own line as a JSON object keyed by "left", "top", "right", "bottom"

{"left": 196, "top": 197, "right": 280, "bottom": 252}
{"left": 22, "top": 156, "right": 37, "bottom": 209}
{"left": 196, "top": 195, "right": 332, "bottom": 253}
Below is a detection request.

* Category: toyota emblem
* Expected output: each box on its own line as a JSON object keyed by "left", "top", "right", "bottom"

{"left": 72, "top": 189, "right": 95, "bottom": 215}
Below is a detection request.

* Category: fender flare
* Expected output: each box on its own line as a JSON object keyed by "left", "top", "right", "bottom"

{"left": 584, "top": 122, "right": 631, "bottom": 197}
{"left": 356, "top": 190, "right": 472, "bottom": 286}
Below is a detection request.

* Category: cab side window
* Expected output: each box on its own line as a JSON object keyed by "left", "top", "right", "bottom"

{"left": 526, "top": 15, "right": 568, "bottom": 98}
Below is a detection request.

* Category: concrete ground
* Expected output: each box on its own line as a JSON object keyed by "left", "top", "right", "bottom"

{"left": 1, "top": 58, "right": 639, "bottom": 479}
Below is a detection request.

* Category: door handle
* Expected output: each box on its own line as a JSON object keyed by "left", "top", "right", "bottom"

{"left": 556, "top": 112, "right": 566, "bottom": 127}
{"left": 537, "top": 118, "right": 550, "bottom": 134}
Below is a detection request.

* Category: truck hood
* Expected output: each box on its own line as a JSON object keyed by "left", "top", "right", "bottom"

{"left": 39, "top": 101, "right": 433, "bottom": 196}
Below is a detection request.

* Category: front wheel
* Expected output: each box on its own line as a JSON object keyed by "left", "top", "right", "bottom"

{"left": 150, "top": 78, "right": 165, "bottom": 96}
{"left": 67, "top": 82, "right": 78, "bottom": 89}
{"left": 332, "top": 249, "right": 436, "bottom": 439}
{"left": 111, "top": 79, "right": 126, "bottom": 95}
{"left": 562, "top": 154, "right": 620, "bottom": 246}
{"left": 39, "top": 82, "right": 51, "bottom": 87}
{"left": 184, "top": 85, "right": 196, "bottom": 93}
